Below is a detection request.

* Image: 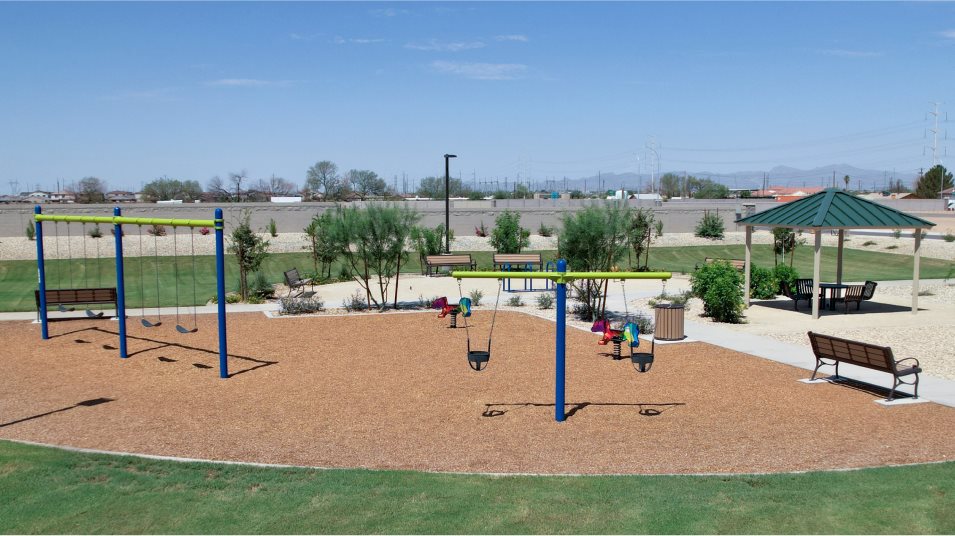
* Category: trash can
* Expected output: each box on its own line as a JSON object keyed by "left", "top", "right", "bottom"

{"left": 654, "top": 303, "right": 685, "bottom": 341}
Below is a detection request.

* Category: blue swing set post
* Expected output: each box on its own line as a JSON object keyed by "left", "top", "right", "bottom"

{"left": 454, "top": 261, "right": 671, "bottom": 422}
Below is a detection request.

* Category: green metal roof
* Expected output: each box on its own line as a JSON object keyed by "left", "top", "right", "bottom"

{"left": 736, "top": 188, "right": 936, "bottom": 229}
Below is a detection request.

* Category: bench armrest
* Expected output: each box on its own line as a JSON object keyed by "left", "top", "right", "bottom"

{"left": 895, "top": 357, "right": 920, "bottom": 369}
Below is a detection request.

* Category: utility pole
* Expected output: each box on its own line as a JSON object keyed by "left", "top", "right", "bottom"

{"left": 927, "top": 102, "right": 948, "bottom": 198}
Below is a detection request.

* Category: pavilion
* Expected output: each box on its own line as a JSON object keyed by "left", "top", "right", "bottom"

{"left": 735, "top": 188, "right": 936, "bottom": 319}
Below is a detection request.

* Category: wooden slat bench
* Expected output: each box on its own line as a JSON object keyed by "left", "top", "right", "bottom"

{"left": 493, "top": 253, "right": 543, "bottom": 272}
{"left": 835, "top": 280, "right": 878, "bottom": 313}
{"left": 807, "top": 331, "right": 921, "bottom": 401}
{"left": 425, "top": 254, "right": 476, "bottom": 276}
{"left": 35, "top": 287, "right": 117, "bottom": 319}
{"left": 703, "top": 257, "right": 745, "bottom": 271}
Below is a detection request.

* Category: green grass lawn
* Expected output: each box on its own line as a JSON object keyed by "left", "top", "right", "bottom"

{"left": 2, "top": 246, "right": 951, "bottom": 313}
{"left": 0, "top": 440, "right": 952, "bottom": 533}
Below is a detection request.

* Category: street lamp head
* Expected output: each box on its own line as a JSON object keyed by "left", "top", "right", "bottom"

{"left": 444, "top": 154, "right": 457, "bottom": 159}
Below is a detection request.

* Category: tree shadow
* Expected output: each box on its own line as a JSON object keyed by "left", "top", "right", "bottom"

{"left": 481, "top": 401, "right": 685, "bottom": 419}
{"left": 51, "top": 326, "right": 277, "bottom": 378}
{"left": 0, "top": 398, "right": 114, "bottom": 428}
{"left": 752, "top": 298, "right": 921, "bottom": 315}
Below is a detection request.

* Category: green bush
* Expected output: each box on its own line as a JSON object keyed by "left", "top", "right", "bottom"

{"left": 536, "top": 293, "right": 554, "bottom": 310}
{"left": 278, "top": 296, "right": 324, "bottom": 315}
{"left": 249, "top": 272, "right": 274, "bottom": 300}
{"left": 469, "top": 289, "right": 484, "bottom": 307}
{"left": 342, "top": 290, "right": 368, "bottom": 312}
{"left": 772, "top": 264, "right": 799, "bottom": 295}
{"left": 506, "top": 295, "right": 524, "bottom": 307}
{"left": 886, "top": 245, "right": 899, "bottom": 250}
{"left": 694, "top": 210, "right": 725, "bottom": 239}
{"left": 749, "top": 264, "right": 778, "bottom": 300}
{"left": 267, "top": 218, "right": 278, "bottom": 237}
{"left": 892, "top": 229, "right": 901, "bottom": 239}
{"left": 490, "top": 210, "right": 530, "bottom": 253}
{"left": 691, "top": 261, "right": 743, "bottom": 323}
{"left": 88, "top": 225, "right": 103, "bottom": 238}
{"left": 537, "top": 222, "right": 554, "bottom": 237}
{"left": 944, "top": 233, "right": 955, "bottom": 243}
{"left": 654, "top": 220, "right": 664, "bottom": 237}
{"left": 25, "top": 221, "right": 35, "bottom": 241}
{"left": 862, "top": 240, "right": 876, "bottom": 246}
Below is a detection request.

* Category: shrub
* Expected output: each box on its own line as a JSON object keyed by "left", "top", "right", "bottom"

{"left": 147, "top": 224, "right": 167, "bottom": 236}
{"left": 211, "top": 292, "right": 242, "bottom": 304}
{"left": 411, "top": 224, "right": 452, "bottom": 272}
{"left": 944, "top": 233, "right": 955, "bottom": 243}
{"left": 267, "top": 218, "right": 278, "bottom": 237}
{"left": 342, "top": 290, "right": 368, "bottom": 312}
{"left": 475, "top": 221, "right": 488, "bottom": 237}
{"left": 417, "top": 295, "right": 440, "bottom": 309}
{"left": 490, "top": 210, "right": 530, "bottom": 254}
{"left": 772, "top": 264, "right": 799, "bottom": 295}
{"left": 631, "top": 313, "right": 654, "bottom": 338}
{"left": 915, "top": 230, "right": 927, "bottom": 239}
{"left": 749, "top": 264, "right": 778, "bottom": 300}
{"left": 691, "top": 261, "right": 744, "bottom": 323}
{"left": 249, "top": 272, "right": 274, "bottom": 300}
{"left": 648, "top": 289, "right": 693, "bottom": 309}
{"left": 536, "top": 293, "right": 554, "bottom": 310}
{"left": 862, "top": 240, "right": 876, "bottom": 246}
{"left": 694, "top": 210, "right": 725, "bottom": 239}
{"left": 506, "top": 295, "right": 524, "bottom": 307}
{"left": 25, "top": 221, "right": 35, "bottom": 241}
{"left": 88, "top": 224, "right": 103, "bottom": 239}
{"left": 279, "top": 296, "right": 324, "bottom": 315}
{"left": 537, "top": 222, "right": 554, "bottom": 237}
{"left": 246, "top": 295, "right": 265, "bottom": 304}
{"left": 654, "top": 220, "right": 664, "bottom": 237}
{"left": 918, "top": 289, "right": 934, "bottom": 297}
{"left": 886, "top": 245, "right": 899, "bottom": 250}
{"left": 892, "top": 229, "right": 901, "bottom": 239}
{"left": 199, "top": 227, "right": 211, "bottom": 236}
{"left": 469, "top": 289, "right": 484, "bottom": 307}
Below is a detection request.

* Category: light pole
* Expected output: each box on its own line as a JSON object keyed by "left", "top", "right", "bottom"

{"left": 444, "top": 153, "right": 457, "bottom": 254}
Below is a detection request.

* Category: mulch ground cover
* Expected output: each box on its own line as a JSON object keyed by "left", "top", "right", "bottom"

{"left": 1, "top": 311, "right": 952, "bottom": 474}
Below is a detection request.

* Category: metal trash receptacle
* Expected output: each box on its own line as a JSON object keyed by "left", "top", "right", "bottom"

{"left": 654, "top": 303, "right": 685, "bottom": 341}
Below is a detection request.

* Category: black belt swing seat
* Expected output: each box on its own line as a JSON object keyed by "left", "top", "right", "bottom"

{"left": 460, "top": 279, "right": 502, "bottom": 372}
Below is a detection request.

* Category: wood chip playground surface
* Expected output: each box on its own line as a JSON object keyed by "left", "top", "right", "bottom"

{"left": 1, "top": 311, "right": 953, "bottom": 475}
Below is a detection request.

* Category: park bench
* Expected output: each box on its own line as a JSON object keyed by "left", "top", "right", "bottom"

{"left": 703, "top": 257, "right": 746, "bottom": 271}
{"left": 493, "top": 253, "right": 543, "bottom": 272}
{"left": 35, "top": 287, "right": 117, "bottom": 320}
{"left": 807, "top": 331, "right": 921, "bottom": 401}
{"left": 780, "top": 278, "right": 816, "bottom": 310}
{"left": 835, "top": 281, "right": 878, "bottom": 313}
{"left": 425, "top": 254, "right": 476, "bottom": 276}
{"left": 283, "top": 268, "right": 313, "bottom": 297}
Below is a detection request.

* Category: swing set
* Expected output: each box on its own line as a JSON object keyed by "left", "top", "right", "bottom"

{"left": 452, "top": 259, "right": 670, "bottom": 422}
{"left": 33, "top": 206, "right": 231, "bottom": 378}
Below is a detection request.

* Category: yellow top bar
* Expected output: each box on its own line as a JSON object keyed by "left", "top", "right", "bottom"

{"left": 451, "top": 270, "right": 671, "bottom": 283}
{"left": 35, "top": 215, "right": 219, "bottom": 228}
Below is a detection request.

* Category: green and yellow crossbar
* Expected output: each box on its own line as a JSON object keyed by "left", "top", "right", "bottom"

{"left": 34, "top": 214, "right": 221, "bottom": 229}
{"left": 451, "top": 271, "right": 672, "bottom": 284}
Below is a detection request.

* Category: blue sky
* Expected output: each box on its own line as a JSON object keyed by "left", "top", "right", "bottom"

{"left": 1, "top": 1, "right": 953, "bottom": 192}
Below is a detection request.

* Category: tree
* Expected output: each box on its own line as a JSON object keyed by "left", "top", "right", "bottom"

{"left": 228, "top": 212, "right": 270, "bottom": 301}
{"left": 658, "top": 173, "right": 683, "bottom": 198}
{"left": 305, "top": 161, "right": 342, "bottom": 200}
{"left": 691, "top": 178, "right": 729, "bottom": 199}
{"left": 416, "top": 176, "right": 470, "bottom": 199}
{"left": 74, "top": 177, "right": 106, "bottom": 203}
{"left": 304, "top": 211, "right": 339, "bottom": 279}
{"left": 141, "top": 176, "right": 202, "bottom": 202}
{"left": 628, "top": 207, "right": 655, "bottom": 270}
{"left": 207, "top": 176, "right": 232, "bottom": 202}
{"left": 252, "top": 174, "right": 298, "bottom": 200}
{"left": 560, "top": 204, "right": 631, "bottom": 321}
{"left": 228, "top": 170, "right": 248, "bottom": 202}
{"left": 489, "top": 210, "right": 530, "bottom": 254}
{"left": 843, "top": 175, "right": 851, "bottom": 191}
{"left": 347, "top": 169, "right": 388, "bottom": 200}
{"left": 914, "top": 165, "right": 953, "bottom": 199}
{"left": 772, "top": 227, "right": 801, "bottom": 267}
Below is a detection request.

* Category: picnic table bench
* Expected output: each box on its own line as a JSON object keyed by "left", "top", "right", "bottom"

{"left": 35, "top": 287, "right": 117, "bottom": 319}
{"left": 493, "top": 253, "right": 543, "bottom": 271}
{"left": 703, "top": 257, "right": 745, "bottom": 271}
{"left": 425, "top": 254, "right": 476, "bottom": 276}
{"left": 807, "top": 331, "right": 921, "bottom": 401}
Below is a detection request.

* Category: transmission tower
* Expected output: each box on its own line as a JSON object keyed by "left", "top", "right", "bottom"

{"left": 926, "top": 102, "right": 948, "bottom": 168}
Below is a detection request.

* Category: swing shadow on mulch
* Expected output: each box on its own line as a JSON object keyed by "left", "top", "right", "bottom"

{"left": 51, "top": 326, "right": 277, "bottom": 378}
{"left": 0, "top": 397, "right": 114, "bottom": 428}
{"left": 482, "top": 401, "right": 685, "bottom": 419}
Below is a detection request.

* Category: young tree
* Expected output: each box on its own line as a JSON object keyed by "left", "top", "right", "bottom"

{"left": 627, "top": 207, "right": 655, "bottom": 270}
{"left": 347, "top": 169, "right": 388, "bottom": 200}
{"left": 228, "top": 212, "right": 270, "bottom": 301}
{"left": 560, "top": 204, "right": 631, "bottom": 320}
{"left": 228, "top": 171, "right": 248, "bottom": 202}
{"left": 305, "top": 161, "right": 342, "bottom": 200}
{"left": 304, "top": 211, "right": 339, "bottom": 279}
{"left": 207, "top": 176, "right": 233, "bottom": 202}
{"left": 914, "top": 165, "right": 953, "bottom": 199}
{"left": 489, "top": 210, "right": 530, "bottom": 254}
{"left": 772, "top": 227, "right": 799, "bottom": 267}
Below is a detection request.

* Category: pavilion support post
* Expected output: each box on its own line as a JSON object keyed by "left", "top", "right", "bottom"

{"left": 812, "top": 229, "right": 821, "bottom": 319}
{"left": 836, "top": 229, "right": 844, "bottom": 285}
{"left": 912, "top": 229, "right": 921, "bottom": 314}
{"left": 744, "top": 226, "right": 752, "bottom": 307}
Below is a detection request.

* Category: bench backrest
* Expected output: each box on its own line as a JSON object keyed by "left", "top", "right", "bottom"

{"left": 425, "top": 254, "right": 473, "bottom": 266}
{"left": 862, "top": 280, "right": 877, "bottom": 300}
{"left": 493, "top": 253, "right": 542, "bottom": 266}
{"left": 704, "top": 257, "right": 745, "bottom": 270}
{"left": 37, "top": 287, "right": 117, "bottom": 305}
{"left": 844, "top": 285, "right": 865, "bottom": 301}
{"left": 284, "top": 268, "right": 304, "bottom": 286}
{"left": 807, "top": 331, "right": 896, "bottom": 374}
{"left": 795, "top": 278, "right": 814, "bottom": 296}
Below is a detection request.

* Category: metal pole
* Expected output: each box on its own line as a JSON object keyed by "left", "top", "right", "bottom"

{"left": 113, "top": 206, "right": 128, "bottom": 358}
{"left": 35, "top": 205, "right": 48, "bottom": 339}
{"left": 555, "top": 258, "right": 567, "bottom": 422}
{"left": 215, "top": 208, "right": 229, "bottom": 378}
{"left": 444, "top": 155, "right": 451, "bottom": 253}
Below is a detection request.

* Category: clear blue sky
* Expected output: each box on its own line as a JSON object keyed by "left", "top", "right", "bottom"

{"left": 1, "top": 1, "right": 953, "bottom": 192}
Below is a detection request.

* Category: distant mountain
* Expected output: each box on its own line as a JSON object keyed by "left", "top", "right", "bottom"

{"left": 560, "top": 165, "right": 919, "bottom": 193}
